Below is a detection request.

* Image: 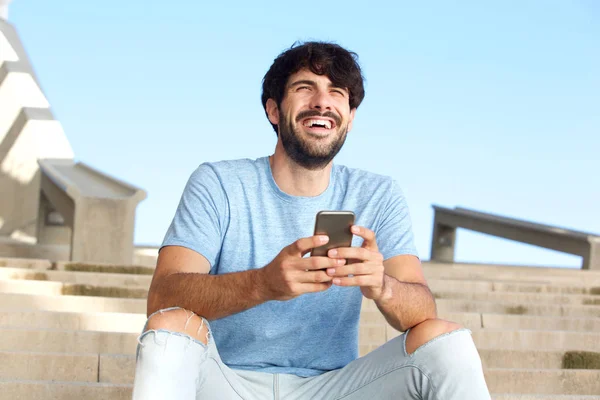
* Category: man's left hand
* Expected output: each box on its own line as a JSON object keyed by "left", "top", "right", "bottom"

{"left": 326, "top": 225, "right": 387, "bottom": 301}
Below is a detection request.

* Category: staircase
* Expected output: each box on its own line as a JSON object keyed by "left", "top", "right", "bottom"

{"left": 0, "top": 256, "right": 599, "bottom": 399}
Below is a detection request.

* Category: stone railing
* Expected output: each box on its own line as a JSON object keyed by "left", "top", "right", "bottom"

{"left": 430, "top": 205, "right": 600, "bottom": 270}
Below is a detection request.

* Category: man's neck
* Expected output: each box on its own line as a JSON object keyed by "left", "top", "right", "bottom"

{"left": 269, "top": 150, "right": 332, "bottom": 197}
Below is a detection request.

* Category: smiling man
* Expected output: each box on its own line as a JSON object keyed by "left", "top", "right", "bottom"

{"left": 132, "top": 42, "right": 491, "bottom": 399}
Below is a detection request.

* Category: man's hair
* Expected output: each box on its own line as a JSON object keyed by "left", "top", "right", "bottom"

{"left": 261, "top": 41, "right": 365, "bottom": 135}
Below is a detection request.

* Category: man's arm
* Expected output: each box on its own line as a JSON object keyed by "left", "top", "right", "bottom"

{"left": 326, "top": 226, "right": 437, "bottom": 332}
{"left": 375, "top": 255, "right": 437, "bottom": 332}
{"left": 147, "top": 246, "right": 270, "bottom": 319}
{"left": 148, "top": 236, "right": 342, "bottom": 319}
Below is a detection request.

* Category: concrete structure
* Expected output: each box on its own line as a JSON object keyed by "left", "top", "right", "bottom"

{"left": 0, "top": 0, "right": 12, "bottom": 20}
{"left": 431, "top": 205, "right": 600, "bottom": 270}
{"left": 0, "top": 255, "right": 599, "bottom": 398}
{"left": 0, "top": 16, "right": 147, "bottom": 264}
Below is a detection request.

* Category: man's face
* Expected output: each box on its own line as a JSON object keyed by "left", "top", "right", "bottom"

{"left": 267, "top": 69, "right": 356, "bottom": 170}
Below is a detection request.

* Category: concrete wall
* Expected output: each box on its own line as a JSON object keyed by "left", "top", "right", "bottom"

{"left": 0, "top": 20, "right": 73, "bottom": 239}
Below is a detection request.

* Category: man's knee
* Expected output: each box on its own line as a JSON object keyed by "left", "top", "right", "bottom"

{"left": 405, "top": 318, "right": 463, "bottom": 355}
{"left": 145, "top": 308, "right": 209, "bottom": 345}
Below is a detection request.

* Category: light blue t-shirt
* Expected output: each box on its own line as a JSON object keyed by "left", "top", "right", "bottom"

{"left": 161, "top": 156, "right": 418, "bottom": 377}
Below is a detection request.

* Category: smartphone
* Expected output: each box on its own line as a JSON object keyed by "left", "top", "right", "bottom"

{"left": 311, "top": 210, "right": 355, "bottom": 257}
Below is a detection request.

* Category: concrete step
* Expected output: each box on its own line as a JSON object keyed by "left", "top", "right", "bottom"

{"left": 0, "top": 351, "right": 98, "bottom": 382}
{"left": 481, "top": 313, "right": 600, "bottom": 332}
{"left": 0, "top": 278, "right": 148, "bottom": 298}
{"left": 485, "top": 368, "right": 600, "bottom": 395}
{"left": 480, "top": 349, "right": 600, "bottom": 369}
{"left": 0, "top": 257, "right": 52, "bottom": 270}
{"left": 0, "top": 380, "right": 131, "bottom": 400}
{"left": 0, "top": 328, "right": 138, "bottom": 354}
{"left": 0, "top": 310, "right": 146, "bottom": 332}
{"left": 428, "top": 278, "right": 600, "bottom": 296}
{"left": 423, "top": 263, "right": 600, "bottom": 285}
{"left": 472, "top": 330, "right": 600, "bottom": 352}
{"left": 434, "top": 290, "right": 600, "bottom": 306}
{"left": 0, "top": 351, "right": 134, "bottom": 384}
{"left": 55, "top": 261, "right": 154, "bottom": 275}
{"left": 436, "top": 298, "right": 600, "bottom": 318}
{"left": 386, "top": 327, "right": 600, "bottom": 351}
{"left": 0, "top": 292, "right": 146, "bottom": 313}
{"left": 0, "top": 266, "right": 152, "bottom": 288}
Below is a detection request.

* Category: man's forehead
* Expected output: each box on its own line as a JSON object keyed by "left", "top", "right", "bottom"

{"left": 287, "top": 69, "right": 335, "bottom": 86}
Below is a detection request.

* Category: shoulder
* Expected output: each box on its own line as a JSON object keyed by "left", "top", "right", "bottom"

{"left": 334, "top": 163, "right": 397, "bottom": 193}
{"left": 190, "top": 157, "right": 265, "bottom": 183}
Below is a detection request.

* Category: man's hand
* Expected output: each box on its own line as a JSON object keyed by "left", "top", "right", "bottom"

{"left": 261, "top": 235, "right": 347, "bottom": 301}
{"left": 325, "top": 225, "right": 388, "bottom": 301}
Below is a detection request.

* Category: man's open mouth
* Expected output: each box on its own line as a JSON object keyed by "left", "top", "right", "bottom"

{"left": 302, "top": 118, "right": 336, "bottom": 130}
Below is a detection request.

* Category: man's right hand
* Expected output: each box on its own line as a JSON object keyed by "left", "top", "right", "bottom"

{"left": 260, "top": 235, "right": 347, "bottom": 301}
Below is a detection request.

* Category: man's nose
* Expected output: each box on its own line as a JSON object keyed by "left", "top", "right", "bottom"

{"left": 309, "top": 90, "right": 333, "bottom": 111}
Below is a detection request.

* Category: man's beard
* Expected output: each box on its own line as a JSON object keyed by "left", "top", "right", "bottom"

{"left": 278, "top": 110, "right": 348, "bottom": 171}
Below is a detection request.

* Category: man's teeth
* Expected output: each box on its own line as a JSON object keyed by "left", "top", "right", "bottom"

{"left": 303, "top": 119, "right": 332, "bottom": 129}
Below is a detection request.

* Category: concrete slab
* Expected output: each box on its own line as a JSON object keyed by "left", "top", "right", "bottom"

{"left": 0, "top": 380, "right": 131, "bottom": 400}
{"left": 0, "top": 327, "right": 138, "bottom": 354}
{"left": 482, "top": 313, "right": 600, "bottom": 332}
{"left": 485, "top": 368, "right": 600, "bottom": 395}
{"left": 0, "top": 266, "right": 152, "bottom": 288}
{"left": 428, "top": 278, "right": 600, "bottom": 296}
{"left": 472, "top": 330, "right": 600, "bottom": 352}
{"left": 0, "top": 310, "right": 146, "bottom": 332}
{"left": 0, "top": 257, "right": 51, "bottom": 269}
{"left": 0, "top": 351, "right": 97, "bottom": 381}
{"left": 54, "top": 260, "right": 154, "bottom": 275}
{"left": 434, "top": 291, "right": 600, "bottom": 306}
{"left": 99, "top": 354, "right": 135, "bottom": 384}
{"left": 480, "top": 349, "right": 565, "bottom": 369}
{"left": 436, "top": 299, "right": 600, "bottom": 318}
{"left": 0, "top": 292, "right": 146, "bottom": 314}
{"left": 423, "top": 263, "right": 600, "bottom": 285}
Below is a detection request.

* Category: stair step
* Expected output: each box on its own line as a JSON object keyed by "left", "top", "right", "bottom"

{"left": 485, "top": 368, "right": 600, "bottom": 395}
{"left": 436, "top": 299, "right": 600, "bottom": 318}
{"left": 0, "top": 380, "right": 132, "bottom": 400}
{"left": 480, "top": 349, "right": 600, "bottom": 369}
{"left": 428, "top": 278, "right": 600, "bottom": 296}
{"left": 0, "top": 328, "right": 138, "bottom": 354}
{"left": 434, "top": 290, "right": 600, "bottom": 306}
{"left": 0, "top": 351, "right": 135, "bottom": 384}
{"left": 0, "top": 266, "right": 152, "bottom": 288}
{"left": 0, "top": 278, "right": 148, "bottom": 298}
{"left": 0, "top": 292, "right": 146, "bottom": 313}
{"left": 0, "top": 310, "right": 146, "bottom": 332}
{"left": 472, "top": 330, "right": 600, "bottom": 351}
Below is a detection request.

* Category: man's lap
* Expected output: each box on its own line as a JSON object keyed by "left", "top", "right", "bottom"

{"left": 133, "top": 314, "right": 483, "bottom": 400}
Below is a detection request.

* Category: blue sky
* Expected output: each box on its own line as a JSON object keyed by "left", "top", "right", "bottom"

{"left": 9, "top": 1, "right": 599, "bottom": 268}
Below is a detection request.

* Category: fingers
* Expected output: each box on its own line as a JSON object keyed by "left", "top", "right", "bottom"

{"left": 290, "top": 235, "right": 329, "bottom": 257}
{"left": 299, "top": 256, "right": 346, "bottom": 271}
{"left": 351, "top": 225, "right": 378, "bottom": 251}
{"left": 327, "top": 247, "right": 383, "bottom": 263}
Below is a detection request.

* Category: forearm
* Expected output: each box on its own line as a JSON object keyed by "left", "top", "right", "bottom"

{"left": 147, "top": 269, "right": 269, "bottom": 320}
{"left": 375, "top": 274, "right": 437, "bottom": 332}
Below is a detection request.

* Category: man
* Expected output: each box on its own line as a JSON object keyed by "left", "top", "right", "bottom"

{"left": 132, "top": 41, "right": 491, "bottom": 399}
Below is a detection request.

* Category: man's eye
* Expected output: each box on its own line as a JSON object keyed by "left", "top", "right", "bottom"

{"left": 332, "top": 90, "right": 346, "bottom": 96}
{"left": 297, "top": 86, "right": 310, "bottom": 91}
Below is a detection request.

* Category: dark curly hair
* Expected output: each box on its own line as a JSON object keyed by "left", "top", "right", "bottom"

{"left": 261, "top": 41, "right": 365, "bottom": 135}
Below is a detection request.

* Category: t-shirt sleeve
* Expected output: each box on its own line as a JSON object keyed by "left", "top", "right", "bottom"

{"left": 376, "top": 179, "right": 420, "bottom": 261}
{"left": 161, "top": 163, "right": 228, "bottom": 269}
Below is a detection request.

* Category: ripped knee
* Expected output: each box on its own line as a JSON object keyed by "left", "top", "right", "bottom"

{"left": 144, "top": 308, "right": 209, "bottom": 345}
{"left": 405, "top": 319, "right": 463, "bottom": 355}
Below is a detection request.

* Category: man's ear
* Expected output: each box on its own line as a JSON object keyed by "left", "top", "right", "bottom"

{"left": 266, "top": 99, "right": 280, "bottom": 125}
{"left": 347, "top": 108, "right": 357, "bottom": 132}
